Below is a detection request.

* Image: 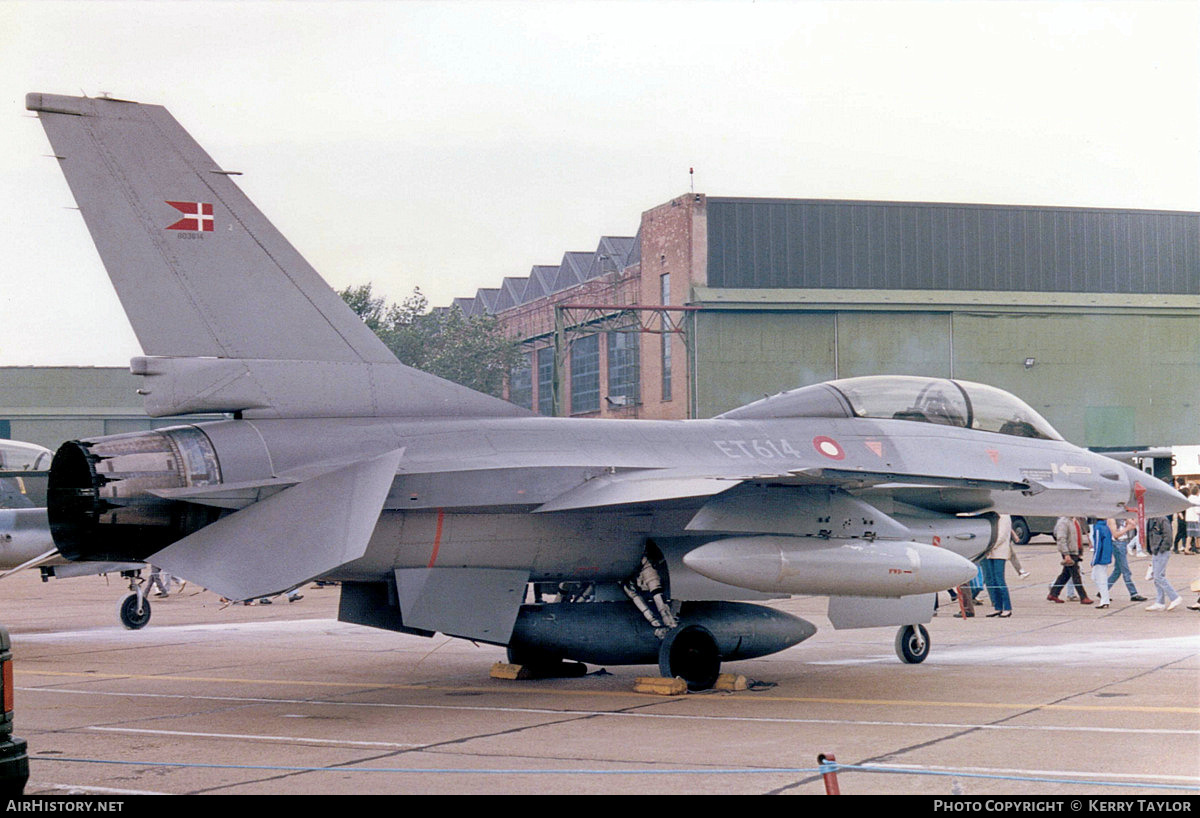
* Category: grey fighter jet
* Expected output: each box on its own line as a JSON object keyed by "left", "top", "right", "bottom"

{"left": 25, "top": 93, "right": 1189, "bottom": 688}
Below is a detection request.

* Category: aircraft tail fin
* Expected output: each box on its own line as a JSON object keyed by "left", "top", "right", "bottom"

{"left": 26, "top": 93, "right": 524, "bottom": 418}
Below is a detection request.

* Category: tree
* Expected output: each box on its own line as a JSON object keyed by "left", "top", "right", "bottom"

{"left": 339, "top": 283, "right": 519, "bottom": 399}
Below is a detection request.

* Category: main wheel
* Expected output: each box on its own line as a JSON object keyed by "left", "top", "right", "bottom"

{"left": 658, "top": 625, "right": 721, "bottom": 691}
{"left": 508, "top": 642, "right": 574, "bottom": 670}
{"left": 118, "top": 593, "right": 151, "bottom": 630}
{"left": 894, "top": 624, "right": 929, "bottom": 664}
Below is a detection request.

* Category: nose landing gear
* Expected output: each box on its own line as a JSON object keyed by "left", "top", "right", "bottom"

{"left": 117, "top": 571, "right": 151, "bottom": 630}
{"left": 894, "top": 624, "right": 929, "bottom": 664}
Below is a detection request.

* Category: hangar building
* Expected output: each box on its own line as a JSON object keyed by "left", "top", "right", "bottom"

{"left": 0, "top": 367, "right": 221, "bottom": 451}
{"left": 2, "top": 195, "right": 1196, "bottom": 454}
{"left": 451, "top": 194, "right": 1199, "bottom": 449}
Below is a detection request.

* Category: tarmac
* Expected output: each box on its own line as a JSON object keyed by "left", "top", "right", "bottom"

{"left": 2, "top": 538, "right": 1197, "bottom": 796}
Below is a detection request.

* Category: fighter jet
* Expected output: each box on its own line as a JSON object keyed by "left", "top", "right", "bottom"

{"left": 0, "top": 440, "right": 151, "bottom": 628}
{"left": 24, "top": 93, "right": 1189, "bottom": 688}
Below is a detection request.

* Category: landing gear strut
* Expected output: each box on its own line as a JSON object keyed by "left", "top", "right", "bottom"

{"left": 118, "top": 571, "right": 150, "bottom": 630}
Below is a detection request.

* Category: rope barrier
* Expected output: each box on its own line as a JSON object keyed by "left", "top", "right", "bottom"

{"left": 35, "top": 757, "right": 823, "bottom": 775}
{"left": 32, "top": 755, "right": 1200, "bottom": 791}
{"left": 816, "top": 760, "right": 1200, "bottom": 793}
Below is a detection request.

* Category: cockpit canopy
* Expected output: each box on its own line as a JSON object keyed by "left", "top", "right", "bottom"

{"left": 720, "top": 375, "right": 1063, "bottom": 441}
{"left": 0, "top": 440, "right": 52, "bottom": 471}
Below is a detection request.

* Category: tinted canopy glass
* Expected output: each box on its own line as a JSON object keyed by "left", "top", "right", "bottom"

{"left": 828, "top": 376, "right": 1062, "bottom": 440}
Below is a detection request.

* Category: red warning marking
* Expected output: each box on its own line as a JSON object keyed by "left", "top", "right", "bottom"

{"left": 427, "top": 508, "right": 445, "bottom": 567}
{"left": 864, "top": 440, "right": 883, "bottom": 458}
{"left": 813, "top": 436, "right": 845, "bottom": 460}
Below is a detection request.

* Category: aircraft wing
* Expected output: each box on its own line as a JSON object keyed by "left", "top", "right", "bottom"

{"left": 534, "top": 472, "right": 745, "bottom": 512}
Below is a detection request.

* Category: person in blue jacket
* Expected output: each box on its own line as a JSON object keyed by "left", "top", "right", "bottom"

{"left": 1090, "top": 518, "right": 1114, "bottom": 609}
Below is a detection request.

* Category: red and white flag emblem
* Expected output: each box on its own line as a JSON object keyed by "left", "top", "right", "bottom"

{"left": 165, "top": 201, "right": 214, "bottom": 232}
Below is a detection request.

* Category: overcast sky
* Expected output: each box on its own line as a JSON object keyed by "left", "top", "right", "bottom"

{"left": 1, "top": 0, "right": 1196, "bottom": 366}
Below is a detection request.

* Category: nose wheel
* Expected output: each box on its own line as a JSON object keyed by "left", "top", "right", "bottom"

{"left": 118, "top": 592, "right": 151, "bottom": 630}
{"left": 894, "top": 624, "right": 929, "bottom": 664}
{"left": 117, "top": 571, "right": 151, "bottom": 630}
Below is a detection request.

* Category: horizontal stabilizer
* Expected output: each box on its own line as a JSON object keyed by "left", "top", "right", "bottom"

{"left": 0, "top": 550, "right": 59, "bottom": 580}
{"left": 148, "top": 476, "right": 298, "bottom": 510}
{"left": 535, "top": 471, "right": 741, "bottom": 513}
{"left": 150, "top": 448, "right": 403, "bottom": 600}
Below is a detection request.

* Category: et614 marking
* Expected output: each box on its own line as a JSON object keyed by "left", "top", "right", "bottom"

{"left": 713, "top": 439, "right": 804, "bottom": 459}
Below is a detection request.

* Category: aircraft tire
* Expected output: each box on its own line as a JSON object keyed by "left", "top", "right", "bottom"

{"left": 894, "top": 624, "right": 929, "bottom": 664}
{"left": 658, "top": 624, "right": 721, "bottom": 691}
{"left": 118, "top": 593, "right": 151, "bottom": 630}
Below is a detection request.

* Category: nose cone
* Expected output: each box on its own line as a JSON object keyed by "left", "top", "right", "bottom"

{"left": 1125, "top": 467, "right": 1191, "bottom": 517}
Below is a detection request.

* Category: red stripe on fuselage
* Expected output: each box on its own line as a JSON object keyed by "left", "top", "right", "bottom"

{"left": 427, "top": 508, "right": 445, "bottom": 567}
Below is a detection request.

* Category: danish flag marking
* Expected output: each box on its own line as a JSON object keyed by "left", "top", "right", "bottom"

{"left": 165, "top": 201, "right": 214, "bottom": 232}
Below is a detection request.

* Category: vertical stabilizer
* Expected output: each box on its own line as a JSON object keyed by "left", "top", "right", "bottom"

{"left": 27, "top": 93, "right": 528, "bottom": 418}
{"left": 26, "top": 93, "right": 394, "bottom": 365}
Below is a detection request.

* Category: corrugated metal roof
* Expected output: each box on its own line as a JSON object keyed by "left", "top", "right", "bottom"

{"left": 523, "top": 265, "right": 558, "bottom": 303}
{"left": 552, "top": 252, "right": 594, "bottom": 292}
{"left": 587, "top": 236, "right": 637, "bottom": 278}
{"left": 474, "top": 288, "right": 501, "bottom": 314}
{"left": 494, "top": 277, "right": 529, "bottom": 312}
{"left": 706, "top": 198, "right": 1199, "bottom": 294}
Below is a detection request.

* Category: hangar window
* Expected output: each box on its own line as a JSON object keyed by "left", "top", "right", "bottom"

{"left": 607, "top": 329, "right": 640, "bottom": 407}
{"left": 509, "top": 353, "right": 533, "bottom": 410}
{"left": 536, "top": 347, "right": 555, "bottom": 415}
{"left": 570, "top": 334, "right": 601, "bottom": 415}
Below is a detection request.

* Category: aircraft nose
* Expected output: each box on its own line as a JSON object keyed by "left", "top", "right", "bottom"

{"left": 1125, "top": 467, "right": 1190, "bottom": 517}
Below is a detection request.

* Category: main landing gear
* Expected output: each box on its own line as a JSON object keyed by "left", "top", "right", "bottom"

{"left": 658, "top": 624, "right": 721, "bottom": 691}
